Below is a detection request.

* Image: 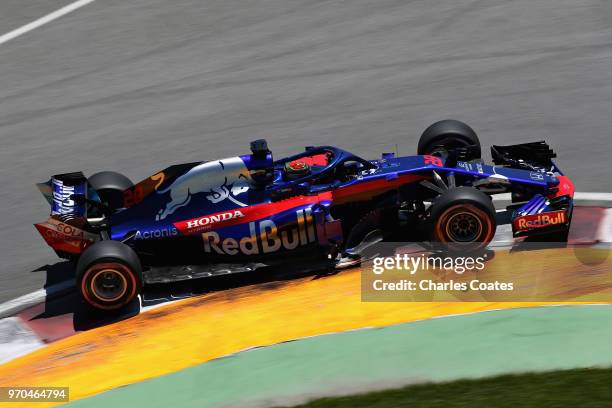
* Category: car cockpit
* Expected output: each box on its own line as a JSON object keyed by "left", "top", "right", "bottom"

{"left": 246, "top": 139, "right": 376, "bottom": 196}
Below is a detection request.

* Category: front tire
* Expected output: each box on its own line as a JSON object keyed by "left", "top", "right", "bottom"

{"left": 76, "top": 240, "right": 142, "bottom": 311}
{"left": 418, "top": 120, "right": 481, "bottom": 160}
{"left": 429, "top": 187, "right": 496, "bottom": 252}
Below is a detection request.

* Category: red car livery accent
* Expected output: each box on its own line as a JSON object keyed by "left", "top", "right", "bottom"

{"left": 424, "top": 155, "right": 443, "bottom": 167}
{"left": 290, "top": 153, "right": 330, "bottom": 167}
{"left": 174, "top": 192, "right": 332, "bottom": 235}
{"left": 34, "top": 219, "right": 96, "bottom": 254}
{"left": 549, "top": 175, "right": 575, "bottom": 199}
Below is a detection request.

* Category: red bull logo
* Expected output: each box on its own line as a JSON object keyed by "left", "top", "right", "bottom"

{"left": 513, "top": 210, "right": 567, "bottom": 232}
{"left": 201, "top": 209, "right": 316, "bottom": 255}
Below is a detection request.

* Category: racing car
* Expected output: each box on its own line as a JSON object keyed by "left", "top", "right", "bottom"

{"left": 35, "top": 120, "right": 574, "bottom": 311}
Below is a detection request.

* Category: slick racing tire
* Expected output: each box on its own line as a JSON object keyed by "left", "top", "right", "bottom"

{"left": 429, "top": 187, "right": 496, "bottom": 252}
{"left": 76, "top": 240, "right": 142, "bottom": 311}
{"left": 88, "top": 171, "right": 133, "bottom": 211}
{"left": 418, "top": 120, "right": 481, "bottom": 160}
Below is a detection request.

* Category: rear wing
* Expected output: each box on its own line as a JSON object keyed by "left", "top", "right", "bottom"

{"left": 37, "top": 172, "right": 102, "bottom": 216}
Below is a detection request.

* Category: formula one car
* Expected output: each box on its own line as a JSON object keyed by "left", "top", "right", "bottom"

{"left": 35, "top": 120, "right": 574, "bottom": 311}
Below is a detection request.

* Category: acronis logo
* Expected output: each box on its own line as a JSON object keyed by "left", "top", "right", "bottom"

{"left": 134, "top": 227, "right": 178, "bottom": 240}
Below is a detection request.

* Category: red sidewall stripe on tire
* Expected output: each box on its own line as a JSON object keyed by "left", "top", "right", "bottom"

{"left": 434, "top": 204, "right": 495, "bottom": 247}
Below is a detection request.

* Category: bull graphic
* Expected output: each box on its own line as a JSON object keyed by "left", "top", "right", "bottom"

{"left": 206, "top": 175, "right": 250, "bottom": 205}
{"left": 155, "top": 157, "right": 251, "bottom": 221}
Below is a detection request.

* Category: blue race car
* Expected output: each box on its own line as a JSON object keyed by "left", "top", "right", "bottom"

{"left": 35, "top": 120, "right": 574, "bottom": 311}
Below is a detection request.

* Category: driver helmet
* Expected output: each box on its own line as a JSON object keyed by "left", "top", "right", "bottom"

{"left": 285, "top": 160, "right": 311, "bottom": 179}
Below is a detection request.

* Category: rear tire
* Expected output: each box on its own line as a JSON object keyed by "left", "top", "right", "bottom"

{"left": 76, "top": 240, "right": 142, "bottom": 311}
{"left": 418, "top": 120, "right": 481, "bottom": 160}
{"left": 429, "top": 187, "right": 496, "bottom": 252}
{"left": 88, "top": 171, "right": 133, "bottom": 211}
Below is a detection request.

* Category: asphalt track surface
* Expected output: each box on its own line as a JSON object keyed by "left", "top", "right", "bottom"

{"left": 1, "top": 0, "right": 611, "bottom": 302}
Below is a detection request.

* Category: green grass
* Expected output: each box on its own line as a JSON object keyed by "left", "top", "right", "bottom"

{"left": 284, "top": 367, "right": 612, "bottom": 408}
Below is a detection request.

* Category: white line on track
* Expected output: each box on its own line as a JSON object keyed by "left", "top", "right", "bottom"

{"left": 0, "top": 281, "right": 73, "bottom": 319}
{"left": 0, "top": 0, "right": 95, "bottom": 46}
{"left": 0, "top": 317, "right": 44, "bottom": 364}
{"left": 599, "top": 208, "right": 612, "bottom": 242}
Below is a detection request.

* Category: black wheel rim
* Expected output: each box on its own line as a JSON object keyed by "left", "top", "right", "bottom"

{"left": 445, "top": 211, "right": 483, "bottom": 242}
{"left": 91, "top": 269, "right": 127, "bottom": 301}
